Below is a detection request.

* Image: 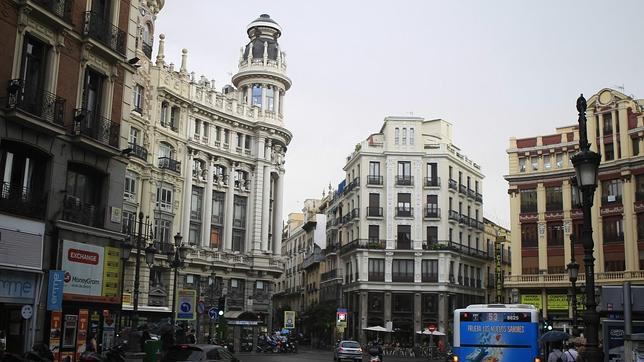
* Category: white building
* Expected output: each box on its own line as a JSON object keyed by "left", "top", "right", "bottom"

{"left": 327, "top": 116, "right": 492, "bottom": 344}
{"left": 120, "top": 10, "right": 291, "bottom": 346}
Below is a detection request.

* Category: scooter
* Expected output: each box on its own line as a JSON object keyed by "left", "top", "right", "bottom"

{"left": 79, "top": 342, "right": 127, "bottom": 362}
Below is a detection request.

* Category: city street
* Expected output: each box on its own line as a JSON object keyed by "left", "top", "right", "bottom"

{"left": 236, "top": 349, "right": 433, "bottom": 362}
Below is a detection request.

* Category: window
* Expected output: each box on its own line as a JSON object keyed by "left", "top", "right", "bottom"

{"left": 244, "top": 135, "right": 251, "bottom": 149}
{"left": 82, "top": 68, "right": 104, "bottom": 118}
{"left": 531, "top": 156, "right": 539, "bottom": 171}
{"left": 633, "top": 138, "right": 640, "bottom": 156}
{"left": 603, "top": 216, "right": 624, "bottom": 244}
{"left": 188, "top": 223, "right": 201, "bottom": 246}
{"left": 160, "top": 101, "right": 169, "bottom": 126}
{"left": 20, "top": 34, "right": 49, "bottom": 111}
{"left": 544, "top": 154, "right": 551, "bottom": 170}
{"left": 426, "top": 227, "right": 438, "bottom": 246}
{"left": 124, "top": 173, "right": 136, "bottom": 201}
{"left": 521, "top": 223, "right": 538, "bottom": 248}
{"left": 224, "top": 129, "right": 230, "bottom": 144}
{"left": 122, "top": 210, "right": 135, "bottom": 234}
{"left": 65, "top": 164, "right": 102, "bottom": 226}
{"left": 234, "top": 170, "right": 248, "bottom": 190}
{"left": 159, "top": 142, "right": 173, "bottom": 159}
{"left": 604, "top": 143, "right": 615, "bottom": 161}
{"left": 397, "top": 193, "right": 411, "bottom": 217}
{"left": 193, "top": 119, "right": 201, "bottom": 137}
{"left": 427, "top": 162, "right": 438, "bottom": 186}
{"left": 252, "top": 84, "right": 262, "bottom": 107}
{"left": 392, "top": 259, "right": 414, "bottom": 282}
{"left": 156, "top": 186, "right": 173, "bottom": 211}
{"left": 556, "top": 153, "right": 563, "bottom": 168}
{"left": 421, "top": 260, "right": 438, "bottom": 282}
{"left": 266, "top": 86, "right": 274, "bottom": 111}
{"left": 545, "top": 186, "right": 562, "bottom": 211}
{"left": 155, "top": 218, "right": 171, "bottom": 244}
{"left": 133, "top": 84, "right": 143, "bottom": 112}
{"left": 232, "top": 196, "right": 247, "bottom": 252}
{"left": 213, "top": 165, "right": 227, "bottom": 184}
{"left": 602, "top": 179, "right": 623, "bottom": 205}
{"left": 603, "top": 113, "right": 613, "bottom": 135}
{"left": 397, "top": 161, "right": 411, "bottom": 185}
{"left": 368, "top": 259, "right": 384, "bottom": 281}
{"left": 129, "top": 126, "right": 139, "bottom": 145}
{"left": 519, "top": 158, "right": 526, "bottom": 172}
{"left": 0, "top": 142, "right": 48, "bottom": 218}
{"left": 637, "top": 175, "right": 644, "bottom": 202}
{"left": 547, "top": 221, "right": 563, "bottom": 246}
{"left": 396, "top": 225, "right": 411, "bottom": 249}
{"left": 190, "top": 187, "right": 203, "bottom": 220}
{"left": 368, "top": 225, "right": 379, "bottom": 243}
{"left": 170, "top": 106, "right": 179, "bottom": 130}
{"left": 394, "top": 127, "right": 400, "bottom": 145}
{"left": 520, "top": 189, "right": 537, "bottom": 213}
{"left": 449, "top": 166, "right": 453, "bottom": 179}
{"left": 215, "top": 126, "right": 221, "bottom": 141}
{"left": 426, "top": 194, "right": 438, "bottom": 217}
{"left": 202, "top": 122, "right": 209, "bottom": 140}
{"left": 368, "top": 193, "right": 381, "bottom": 216}
{"left": 410, "top": 128, "right": 414, "bottom": 145}
{"left": 402, "top": 128, "right": 407, "bottom": 145}
{"left": 605, "top": 252, "right": 625, "bottom": 272}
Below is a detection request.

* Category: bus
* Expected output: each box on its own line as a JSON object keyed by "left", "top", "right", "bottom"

{"left": 453, "top": 304, "right": 541, "bottom": 362}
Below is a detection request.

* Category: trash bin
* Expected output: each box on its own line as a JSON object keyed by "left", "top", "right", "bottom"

{"left": 143, "top": 340, "right": 161, "bottom": 362}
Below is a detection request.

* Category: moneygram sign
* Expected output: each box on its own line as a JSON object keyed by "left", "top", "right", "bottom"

{"left": 62, "top": 241, "right": 104, "bottom": 297}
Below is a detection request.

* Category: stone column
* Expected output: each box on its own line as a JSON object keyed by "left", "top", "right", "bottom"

{"left": 224, "top": 162, "right": 236, "bottom": 250}
{"left": 384, "top": 291, "right": 392, "bottom": 328}
{"left": 612, "top": 110, "right": 619, "bottom": 157}
{"left": 414, "top": 293, "right": 422, "bottom": 341}
{"left": 261, "top": 166, "right": 271, "bottom": 252}
{"left": 359, "top": 291, "right": 368, "bottom": 344}
{"left": 622, "top": 176, "right": 637, "bottom": 270}
{"left": 261, "top": 84, "right": 267, "bottom": 112}
{"left": 182, "top": 150, "right": 194, "bottom": 237}
{"left": 274, "top": 88, "right": 280, "bottom": 115}
{"left": 246, "top": 85, "right": 252, "bottom": 106}
{"left": 272, "top": 172, "right": 284, "bottom": 255}
{"left": 202, "top": 158, "right": 214, "bottom": 248}
{"left": 140, "top": 176, "right": 152, "bottom": 217}
{"left": 438, "top": 292, "right": 447, "bottom": 333}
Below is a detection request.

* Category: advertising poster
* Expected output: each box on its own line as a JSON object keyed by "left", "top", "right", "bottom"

{"left": 47, "top": 270, "right": 65, "bottom": 311}
{"left": 102, "top": 311, "right": 116, "bottom": 350}
{"left": 284, "top": 311, "right": 295, "bottom": 329}
{"left": 101, "top": 247, "right": 121, "bottom": 297}
{"left": 75, "top": 309, "right": 88, "bottom": 361}
{"left": 457, "top": 321, "right": 539, "bottom": 361}
{"left": 60, "top": 351, "right": 74, "bottom": 362}
{"left": 336, "top": 308, "right": 348, "bottom": 328}
{"left": 49, "top": 311, "right": 62, "bottom": 362}
{"left": 519, "top": 295, "right": 542, "bottom": 310}
{"left": 176, "top": 289, "right": 196, "bottom": 320}
{"left": 62, "top": 241, "right": 104, "bottom": 297}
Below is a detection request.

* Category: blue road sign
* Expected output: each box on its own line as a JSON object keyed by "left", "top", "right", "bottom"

{"left": 208, "top": 307, "right": 219, "bottom": 320}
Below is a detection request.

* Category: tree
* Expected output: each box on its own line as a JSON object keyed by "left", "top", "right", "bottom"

{"left": 302, "top": 303, "right": 336, "bottom": 345}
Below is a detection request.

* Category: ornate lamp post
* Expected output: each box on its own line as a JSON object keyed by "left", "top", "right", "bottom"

{"left": 122, "top": 212, "right": 156, "bottom": 328}
{"left": 169, "top": 233, "right": 189, "bottom": 326}
{"left": 570, "top": 94, "right": 602, "bottom": 362}
{"left": 567, "top": 234, "right": 580, "bottom": 336}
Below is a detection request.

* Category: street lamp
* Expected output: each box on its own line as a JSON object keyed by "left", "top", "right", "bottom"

{"left": 567, "top": 234, "right": 580, "bottom": 336}
{"left": 122, "top": 212, "right": 156, "bottom": 328}
{"left": 570, "top": 94, "right": 602, "bottom": 362}
{"left": 169, "top": 233, "right": 189, "bottom": 326}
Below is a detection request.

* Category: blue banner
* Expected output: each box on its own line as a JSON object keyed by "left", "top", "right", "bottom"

{"left": 456, "top": 322, "right": 539, "bottom": 362}
{"left": 46, "top": 270, "right": 65, "bottom": 311}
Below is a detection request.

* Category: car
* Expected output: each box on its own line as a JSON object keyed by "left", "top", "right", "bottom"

{"left": 334, "top": 340, "right": 363, "bottom": 361}
{"left": 161, "top": 344, "right": 239, "bottom": 362}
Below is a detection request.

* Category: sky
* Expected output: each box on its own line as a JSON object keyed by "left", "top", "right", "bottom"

{"left": 156, "top": 0, "right": 644, "bottom": 228}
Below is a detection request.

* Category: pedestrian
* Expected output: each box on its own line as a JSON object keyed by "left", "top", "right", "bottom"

{"left": 141, "top": 329, "right": 151, "bottom": 352}
{"left": 548, "top": 342, "right": 565, "bottom": 362}
{"left": 187, "top": 329, "right": 196, "bottom": 344}
{"left": 565, "top": 343, "right": 579, "bottom": 362}
{"left": 161, "top": 329, "right": 175, "bottom": 352}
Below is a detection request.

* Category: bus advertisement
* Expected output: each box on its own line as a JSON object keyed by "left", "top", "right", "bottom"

{"left": 453, "top": 304, "right": 540, "bottom": 362}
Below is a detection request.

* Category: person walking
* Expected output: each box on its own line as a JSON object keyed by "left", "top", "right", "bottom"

{"left": 565, "top": 343, "right": 579, "bottom": 362}
{"left": 548, "top": 342, "right": 566, "bottom": 362}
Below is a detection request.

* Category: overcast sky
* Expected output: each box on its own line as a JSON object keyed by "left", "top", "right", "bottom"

{"left": 156, "top": 0, "right": 644, "bottom": 228}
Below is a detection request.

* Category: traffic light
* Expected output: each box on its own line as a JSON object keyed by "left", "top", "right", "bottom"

{"left": 218, "top": 296, "right": 226, "bottom": 312}
{"left": 542, "top": 320, "right": 553, "bottom": 331}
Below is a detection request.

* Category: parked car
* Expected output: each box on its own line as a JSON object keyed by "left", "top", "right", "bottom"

{"left": 161, "top": 344, "right": 239, "bottom": 362}
{"left": 334, "top": 340, "right": 363, "bottom": 361}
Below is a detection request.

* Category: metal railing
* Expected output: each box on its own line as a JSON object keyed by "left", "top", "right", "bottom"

{"left": 459, "top": 184, "right": 467, "bottom": 194}
{"left": 340, "top": 239, "right": 386, "bottom": 254}
{"left": 392, "top": 274, "right": 414, "bottom": 283}
{"left": 396, "top": 175, "right": 413, "bottom": 186}
{"left": 367, "top": 175, "right": 383, "bottom": 185}
{"left": 601, "top": 194, "right": 623, "bottom": 205}
{"left": 448, "top": 210, "right": 459, "bottom": 221}
{"left": 448, "top": 179, "right": 457, "bottom": 190}
{"left": 424, "top": 207, "right": 440, "bottom": 218}
{"left": 6, "top": 79, "right": 65, "bottom": 126}
{"left": 70, "top": 109, "right": 120, "bottom": 147}
{"left": 0, "top": 182, "right": 46, "bottom": 219}
{"left": 421, "top": 274, "right": 438, "bottom": 282}
{"left": 520, "top": 204, "right": 538, "bottom": 213}
{"left": 396, "top": 206, "right": 413, "bottom": 217}
{"left": 366, "top": 206, "right": 383, "bottom": 217}
{"left": 158, "top": 157, "right": 181, "bottom": 173}
{"left": 467, "top": 188, "right": 476, "bottom": 198}
{"left": 637, "top": 190, "right": 644, "bottom": 202}
{"left": 396, "top": 240, "right": 412, "bottom": 250}
{"left": 62, "top": 194, "right": 102, "bottom": 227}
{"left": 425, "top": 177, "right": 440, "bottom": 187}
{"left": 476, "top": 192, "right": 483, "bottom": 202}
{"left": 35, "top": 0, "right": 74, "bottom": 22}
{"left": 368, "top": 272, "right": 385, "bottom": 282}
{"left": 506, "top": 271, "right": 644, "bottom": 285}
{"left": 128, "top": 142, "right": 148, "bottom": 161}
{"left": 83, "top": 11, "right": 126, "bottom": 55}
{"left": 321, "top": 269, "right": 340, "bottom": 282}
{"left": 142, "top": 41, "right": 153, "bottom": 58}
{"left": 546, "top": 202, "right": 563, "bottom": 212}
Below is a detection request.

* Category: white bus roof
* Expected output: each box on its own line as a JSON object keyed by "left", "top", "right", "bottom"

{"left": 462, "top": 304, "right": 538, "bottom": 310}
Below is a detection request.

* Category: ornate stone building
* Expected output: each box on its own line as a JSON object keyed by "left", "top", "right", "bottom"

{"left": 119, "top": 9, "right": 292, "bottom": 347}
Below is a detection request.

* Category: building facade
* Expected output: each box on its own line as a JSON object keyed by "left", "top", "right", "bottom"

{"left": 328, "top": 116, "right": 499, "bottom": 344}
{"left": 0, "top": 0, "right": 135, "bottom": 354}
{"left": 504, "top": 88, "right": 644, "bottom": 327}
{"left": 119, "top": 10, "right": 292, "bottom": 349}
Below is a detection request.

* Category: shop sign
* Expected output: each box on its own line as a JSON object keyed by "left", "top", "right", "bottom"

{"left": 547, "top": 294, "right": 569, "bottom": 311}
{"left": 122, "top": 293, "right": 132, "bottom": 305}
{"left": 49, "top": 311, "right": 62, "bottom": 362}
{"left": 62, "top": 241, "right": 104, "bottom": 297}
{"left": 336, "top": 308, "right": 347, "bottom": 328}
{"left": 101, "top": 247, "right": 121, "bottom": 297}
{"left": 0, "top": 269, "right": 36, "bottom": 303}
{"left": 75, "top": 309, "right": 89, "bottom": 361}
{"left": 520, "top": 294, "right": 543, "bottom": 309}
{"left": 102, "top": 311, "right": 115, "bottom": 350}
{"left": 47, "top": 270, "right": 65, "bottom": 311}
{"left": 176, "top": 289, "right": 196, "bottom": 321}
{"left": 284, "top": 310, "right": 296, "bottom": 329}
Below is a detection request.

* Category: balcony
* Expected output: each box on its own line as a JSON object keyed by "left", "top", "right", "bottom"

{"left": 321, "top": 269, "right": 339, "bottom": 282}
{"left": 395, "top": 206, "right": 413, "bottom": 217}
{"left": 637, "top": 190, "right": 644, "bottom": 202}
{"left": 475, "top": 192, "right": 483, "bottom": 203}
{"left": 601, "top": 194, "right": 622, "bottom": 206}
{"left": 421, "top": 273, "right": 438, "bottom": 283}
{"left": 396, "top": 175, "right": 413, "bottom": 186}
{"left": 520, "top": 204, "right": 538, "bottom": 213}
{"left": 448, "top": 179, "right": 457, "bottom": 190}
{"left": 459, "top": 214, "right": 469, "bottom": 225}
{"left": 158, "top": 157, "right": 181, "bottom": 173}
{"left": 31, "top": 0, "right": 74, "bottom": 23}
{"left": 340, "top": 239, "right": 386, "bottom": 254}
{"left": 487, "top": 274, "right": 495, "bottom": 289}
{"left": 142, "top": 41, "right": 153, "bottom": 58}
{"left": 367, "top": 175, "right": 383, "bottom": 185}
{"left": 62, "top": 194, "right": 102, "bottom": 228}
{"left": 505, "top": 271, "right": 644, "bottom": 288}
{"left": 69, "top": 109, "right": 120, "bottom": 150}
{"left": 128, "top": 142, "right": 148, "bottom": 162}
{"left": 344, "top": 178, "right": 360, "bottom": 194}
{"left": 424, "top": 207, "right": 440, "bottom": 219}
{"left": 423, "top": 240, "right": 488, "bottom": 260}
{"left": 5, "top": 79, "right": 66, "bottom": 133}
{"left": 392, "top": 273, "right": 414, "bottom": 283}
{"left": 467, "top": 188, "right": 476, "bottom": 199}
{"left": 424, "top": 177, "right": 440, "bottom": 187}
{"left": 396, "top": 240, "right": 412, "bottom": 250}
{"left": 459, "top": 184, "right": 467, "bottom": 194}
{"left": 83, "top": 11, "right": 126, "bottom": 56}
{"left": 368, "top": 272, "right": 385, "bottom": 282}
{"left": 366, "top": 207, "right": 382, "bottom": 218}
{"left": 448, "top": 210, "right": 459, "bottom": 222}
{"left": 0, "top": 182, "right": 46, "bottom": 219}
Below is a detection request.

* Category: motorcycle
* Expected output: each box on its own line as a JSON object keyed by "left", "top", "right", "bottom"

{"left": 24, "top": 344, "right": 55, "bottom": 362}
{"left": 79, "top": 342, "right": 127, "bottom": 362}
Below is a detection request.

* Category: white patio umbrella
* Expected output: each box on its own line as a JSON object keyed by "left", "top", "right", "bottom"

{"left": 364, "top": 326, "right": 389, "bottom": 332}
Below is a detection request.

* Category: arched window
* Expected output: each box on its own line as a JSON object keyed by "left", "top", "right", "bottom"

{"left": 143, "top": 23, "right": 153, "bottom": 44}
{"left": 213, "top": 165, "right": 227, "bottom": 183}
{"left": 159, "top": 142, "right": 174, "bottom": 159}
{"left": 252, "top": 84, "right": 262, "bottom": 107}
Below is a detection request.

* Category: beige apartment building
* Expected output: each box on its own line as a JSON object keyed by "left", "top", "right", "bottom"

{"left": 504, "top": 88, "right": 644, "bottom": 326}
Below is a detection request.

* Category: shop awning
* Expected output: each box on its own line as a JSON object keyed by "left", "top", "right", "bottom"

{"left": 121, "top": 305, "right": 171, "bottom": 313}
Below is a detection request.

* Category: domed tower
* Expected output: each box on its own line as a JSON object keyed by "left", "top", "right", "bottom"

{"left": 232, "top": 14, "right": 292, "bottom": 127}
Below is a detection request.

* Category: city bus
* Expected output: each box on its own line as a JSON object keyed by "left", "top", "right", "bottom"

{"left": 453, "top": 304, "right": 541, "bottom": 362}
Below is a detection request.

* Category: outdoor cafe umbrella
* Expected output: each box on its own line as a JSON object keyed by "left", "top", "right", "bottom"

{"left": 363, "top": 325, "right": 390, "bottom": 341}
{"left": 540, "top": 330, "right": 570, "bottom": 343}
{"left": 416, "top": 329, "right": 446, "bottom": 336}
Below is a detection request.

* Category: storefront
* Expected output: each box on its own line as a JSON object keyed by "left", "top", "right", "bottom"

{"left": 224, "top": 311, "right": 266, "bottom": 353}
{"left": 0, "top": 269, "right": 42, "bottom": 354}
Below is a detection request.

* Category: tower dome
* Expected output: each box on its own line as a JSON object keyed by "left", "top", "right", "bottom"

{"left": 243, "top": 14, "right": 282, "bottom": 61}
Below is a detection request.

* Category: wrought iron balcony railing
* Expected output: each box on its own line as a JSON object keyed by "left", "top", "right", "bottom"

{"left": 366, "top": 206, "right": 383, "bottom": 217}
{"left": 158, "top": 157, "right": 181, "bottom": 173}
{"left": 601, "top": 194, "right": 622, "bottom": 205}
{"left": 70, "top": 109, "right": 120, "bottom": 148}
{"left": 0, "top": 182, "right": 46, "bottom": 219}
{"left": 396, "top": 240, "right": 412, "bottom": 250}
{"left": 396, "top": 206, "right": 413, "bottom": 217}
{"left": 340, "top": 238, "right": 386, "bottom": 254}
{"left": 392, "top": 274, "right": 414, "bottom": 283}
{"left": 6, "top": 79, "right": 65, "bottom": 126}
{"left": 35, "top": 0, "right": 74, "bottom": 22}
{"left": 142, "top": 41, "right": 153, "bottom": 58}
{"left": 424, "top": 207, "right": 440, "bottom": 218}
{"left": 83, "top": 11, "right": 126, "bottom": 55}
{"left": 475, "top": 192, "right": 483, "bottom": 203}
{"left": 448, "top": 210, "right": 459, "bottom": 221}
{"left": 62, "top": 194, "right": 102, "bottom": 227}
{"left": 448, "top": 179, "right": 458, "bottom": 190}
{"left": 366, "top": 175, "right": 383, "bottom": 185}
{"left": 520, "top": 204, "right": 538, "bottom": 213}
{"left": 459, "top": 184, "right": 467, "bottom": 194}
{"left": 422, "top": 273, "right": 438, "bottom": 283}
{"left": 368, "top": 272, "right": 385, "bottom": 282}
{"left": 396, "top": 175, "right": 413, "bottom": 186}
{"left": 128, "top": 142, "right": 148, "bottom": 161}
{"left": 425, "top": 177, "right": 440, "bottom": 187}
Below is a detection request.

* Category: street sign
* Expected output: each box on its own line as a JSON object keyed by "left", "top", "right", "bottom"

{"left": 208, "top": 307, "right": 219, "bottom": 320}
{"left": 197, "top": 301, "right": 206, "bottom": 315}
{"left": 176, "top": 289, "right": 196, "bottom": 320}
{"left": 336, "top": 308, "right": 348, "bottom": 328}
